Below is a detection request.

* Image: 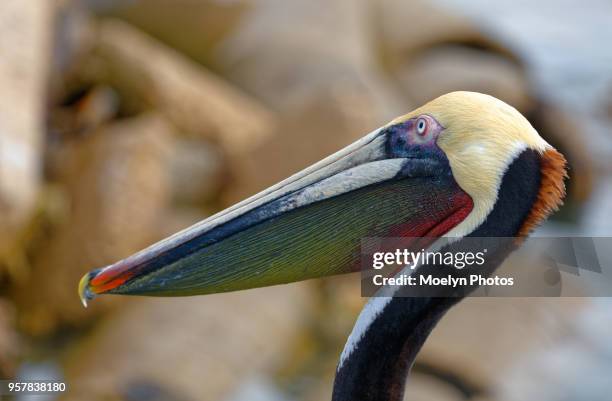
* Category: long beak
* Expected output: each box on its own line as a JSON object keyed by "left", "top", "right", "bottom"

{"left": 79, "top": 124, "right": 463, "bottom": 306}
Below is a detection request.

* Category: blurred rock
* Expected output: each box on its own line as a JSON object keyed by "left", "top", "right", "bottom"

{"left": 95, "top": 0, "right": 249, "bottom": 70}
{"left": 374, "top": 0, "right": 531, "bottom": 112}
{"left": 0, "top": 1, "right": 52, "bottom": 262}
{"left": 14, "top": 114, "right": 173, "bottom": 336}
{"left": 156, "top": 207, "right": 211, "bottom": 240}
{"left": 169, "top": 139, "right": 225, "bottom": 206}
{"left": 51, "top": 85, "right": 120, "bottom": 137}
{"left": 51, "top": 1, "right": 95, "bottom": 95}
{"left": 223, "top": 376, "right": 290, "bottom": 401}
{"left": 85, "top": 19, "right": 276, "bottom": 157}
{"left": 495, "top": 300, "right": 612, "bottom": 401}
{"left": 606, "top": 88, "right": 612, "bottom": 119}
{"left": 279, "top": 277, "right": 364, "bottom": 401}
{"left": 61, "top": 283, "right": 314, "bottom": 401}
{"left": 219, "top": 0, "right": 403, "bottom": 200}
{"left": 121, "top": 380, "right": 193, "bottom": 401}
{"left": 418, "top": 298, "right": 586, "bottom": 390}
{"left": 0, "top": 299, "right": 20, "bottom": 377}
{"left": 396, "top": 46, "right": 532, "bottom": 114}
{"left": 403, "top": 372, "right": 466, "bottom": 401}
{"left": 527, "top": 102, "right": 594, "bottom": 218}
{"left": 373, "top": 0, "right": 520, "bottom": 73}
{"left": 221, "top": 0, "right": 401, "bottom": 117}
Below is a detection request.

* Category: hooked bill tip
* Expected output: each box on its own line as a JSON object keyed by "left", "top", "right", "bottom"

{"left": 78, "top": 272, "right": 96, "bottom": 308}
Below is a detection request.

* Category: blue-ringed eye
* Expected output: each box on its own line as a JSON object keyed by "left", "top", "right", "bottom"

{"left": 416, "top": 118, "right": 427, "bottom": 135}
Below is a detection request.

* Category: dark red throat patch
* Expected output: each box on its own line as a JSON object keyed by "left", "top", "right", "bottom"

{"left": 387, "top": 190, "right": 474, "bottom": 251}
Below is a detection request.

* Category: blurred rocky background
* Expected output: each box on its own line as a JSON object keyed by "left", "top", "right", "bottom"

{"left": 0, "top": 0, "right": 611, "bottom": 400}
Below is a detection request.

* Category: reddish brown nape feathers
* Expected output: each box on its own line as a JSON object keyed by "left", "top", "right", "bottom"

{"left": 517, "top": 148, "right": 568, "bottom": 237}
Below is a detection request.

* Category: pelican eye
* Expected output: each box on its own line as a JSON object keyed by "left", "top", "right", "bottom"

{"left": 416, "top": 118, "right": 427, "bottom": 135}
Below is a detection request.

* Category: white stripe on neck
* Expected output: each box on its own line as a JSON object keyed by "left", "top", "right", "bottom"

{"left": 337, "top": 238, "right": 453, "bottom": 369}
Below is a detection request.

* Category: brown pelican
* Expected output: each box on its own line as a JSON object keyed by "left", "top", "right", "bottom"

{"left": 79, "top": 92, "right": 567, "bottom": 401}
